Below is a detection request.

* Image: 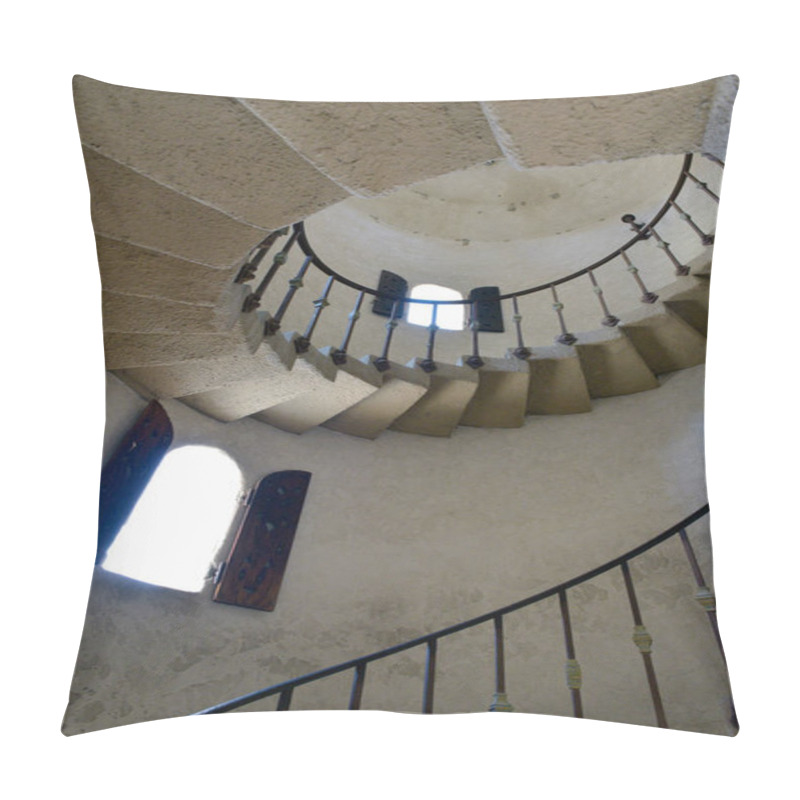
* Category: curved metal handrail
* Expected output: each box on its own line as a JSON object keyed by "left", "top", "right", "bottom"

{"left": 293, "top": 153, "right": 694, "bottom": 305}
{"left": 195, "top": 503, "right": 710, "bottom": 715}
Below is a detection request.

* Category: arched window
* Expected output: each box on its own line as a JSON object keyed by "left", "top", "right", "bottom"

{"left": 102, "top": 445, "right": 243, "bottom": 593}
{"left": 406, "top": 284, "right": 464, "bottom": 330}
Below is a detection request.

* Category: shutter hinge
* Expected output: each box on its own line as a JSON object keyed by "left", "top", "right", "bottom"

{"left": 213, "top": 561, "right": 226, "bottom": 585}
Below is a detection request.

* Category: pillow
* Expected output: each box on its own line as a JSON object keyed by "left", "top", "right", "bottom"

{"left": 63, "top": 75, "right": 738, "bottom": 736}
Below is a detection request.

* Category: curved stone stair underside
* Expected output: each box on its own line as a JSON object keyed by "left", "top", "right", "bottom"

{"left": 77, "top": 75, "right": 722, "bottom": 439}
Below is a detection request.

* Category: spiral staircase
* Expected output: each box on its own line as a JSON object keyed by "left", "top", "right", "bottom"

{"left": 63, "top": 75, "right": 741, "bottom": 736}
{"left": 76, "top": 75, "right": 734, "bottom": 438}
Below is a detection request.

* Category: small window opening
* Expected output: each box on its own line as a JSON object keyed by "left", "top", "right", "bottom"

{"left": 102, "top": 446, "right": 243, "bottom": 593}
{"left": 407, "top": 284, "right": 464, "bottom": 330}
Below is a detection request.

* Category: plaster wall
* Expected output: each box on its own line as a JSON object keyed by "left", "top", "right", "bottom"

{"left": 64, "top": 364, "right": 734, "bottom": 736}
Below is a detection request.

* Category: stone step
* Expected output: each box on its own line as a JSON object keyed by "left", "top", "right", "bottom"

{"left": 101, "top": 283, "right": 248, "bottom": 334}
{"left": 690, "top": 249, "right": 713, "bottom": 277}
{"left": 105, "top": 331, "right": 245, "bottom": 370}
{"left": 179, "top": 333, "right": 337, "bottom": 422}
{"left": 242, "top": 99, "right": 501, "bottom": 197}
{"left": 574, "top": 328, "right": 659, "bottom": 398}
{"left": 657, "top": 275, "right": 711, "bottom": 336}
{"left": 389, "top": 360, "right": 480, "bottom": 437}
{"left": 74, "top": 76, "right": 347, "bottom": 230}
{"left": 481, "top": 78, "right": 731, "bottom": 167}
{"left": 254, "top": 348, "right": 383, "bottom": 434}
{"left": 523, "top": 345, "right": 592, "bottom": 415}
{"left": 456, "top": 356, "right": 530, "bottom": 428}
{"left": 117, "top": 325, "right": 298, "bottom": 398}
{"left": 83, "top": 147, "right": 265, "bottom": 268}
{"left": 104, "top": 311, "right": 264, "bottom": 370}
{"left": 620, "top": 302, "right": 707, "bottom": 375}
{"left": 96, "top": 236, "right": 234, "bottom": 305}
{"left": 323, "top": 359, "right": 430, "bottom": 439}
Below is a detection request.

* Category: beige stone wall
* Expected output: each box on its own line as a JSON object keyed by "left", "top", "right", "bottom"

{"left": 64, "top": 365, "right": 734, "bottom": 735}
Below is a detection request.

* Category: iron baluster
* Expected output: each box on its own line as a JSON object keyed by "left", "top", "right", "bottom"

{"left": 489, "top": 615, "right": 513, "bottom": 711}
{"left": 623, "top": 213, "right": 688, "bottom": 276}
{"left": 588, "top": 269, "right": 619, "bottom": 327}
{"left": 620, "top": 561, "right": 668, "bottom": 728}
{"left": 420, "top": 302, "right": 439, "bottom": 373}
{"left": 621, "top": 251, "right": 659, "bottom": 304}
{"left": 702, "top": 152, "right": 725, "bottom": 168}
{"left": 373, "top": 300, "right": 400, "bottom": 372}
{"left": 671, "top": 200, "right": 714, "bottom": 245}
{"left": 331, "top": 291, "right": 365, "bottom": 366}
{"left": 264, "top": 255, "right": 313, "bottom": 336}
{"left": 465, "top": 301, "right": 484, "bottom": 369}
{"left": 349, "top": 661, "right": 367, "bottom": 710}
{"left": 550, "top": 285, "right": 577, "bottom": 345}
{"left": 294, "top": 275, "right": 334, "bottom": 354}
{"left": 511, "top": 296, "right": 532, "bottom": 359}
{"left": 558, "top": 590, "right": 584, "bottom": 718}
{"left": 684, "top": 169, "right": 720, "bottom": 202}
{"left": 678, "top": 528, "right": 726, "bottom": 662}
{"left": 423, "top": 639, "right": 437, "bottom": 714}
{"left": 242, "top": 227, "right": 299, "bottom": 312}
{"left": 234, "top": 228, "right": 288, "bottom": 284}
{"left": 276, "top": 686, "right": 293, "bottom": 711}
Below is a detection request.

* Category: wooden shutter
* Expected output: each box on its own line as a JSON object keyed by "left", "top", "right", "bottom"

{"left": 213, "top": 470, "right": 312, "bottom": 612}
{"left": 372, "top": 270, "right": 408, "bottom": 318}
{"left": 468, "top": 286, "right": 505, "bottom": 332}
{"left": 96, "top": 400, "right": 173, "bottom": 565}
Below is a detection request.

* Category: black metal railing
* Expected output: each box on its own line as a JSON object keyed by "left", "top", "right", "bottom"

{"left": 195, "top": 504, "right": 729, "bottom": 726}
{"left": 234, "top": 152, "right": 722, "bottom": 368}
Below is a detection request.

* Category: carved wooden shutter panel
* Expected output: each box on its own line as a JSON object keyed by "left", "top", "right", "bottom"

{"left": 468, "top": 286, "right": 505, "bottom": 332}
{"left": 372, "top": 270, "right": 408, "bottom": 318}
{"left": 96, "top": 400, "right": 173, "bottom": 565}
{"left": 213, "top": 470, "right": 312, "bottom": 612}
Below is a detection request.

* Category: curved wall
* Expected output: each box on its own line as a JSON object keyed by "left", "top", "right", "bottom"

{"left": 64, "top": 365, "right": 734, "bottom": 736}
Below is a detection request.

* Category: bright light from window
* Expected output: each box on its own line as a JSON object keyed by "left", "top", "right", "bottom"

{"left": 406, "top": 284, "right": 464, "bottom": 330}
{"left": 103, "top": 446, "right": 243, "bottom": 593}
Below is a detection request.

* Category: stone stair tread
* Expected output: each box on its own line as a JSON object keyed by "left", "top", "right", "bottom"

{"left": 656, "top": 275, "right": 711, "bottom": 336}
{"left": 481, "top": 80, "right": 728, "bottom": 168}
{"left": 104, "top": 311, "right": 266, "bottom": 370}
{"left": 101, "top": 283, "right": 248, "bottom": 334}
{"left": 74, "top": 76, "right": 347, "bottom": 230}
{"left": 105, "top": 331, "right": 246, "bottom": 370}
{"left": 178, "top": 333, "right": 336, "bottom": 422}
{"left": 95, "top": 235, "right": 233, "bottom": 305}
{"left": 389, "top": 359, "right": 480, "bottom": 437}
{"left": 525, "top": 343, "right": 579, "bottom": 360}
{"left": 456, "top": 356, "right": 529, "bottom": 428}
{"left": 242, "top": 99, "right": 501, "bottom": 197}
{"left": 118, "top": 347, "right": 293, "bottom": 398}
{"left": 118, "top": 319, "right": 297, "bottom": 397}
{"left": 179, "top": 373, "right": 322, "bottom": 422}
{"left": 83, "top": 146, "right": 266, "bottom": 268}
{"left": 322, "top": 358, "right": 430, "bottom": 439}
{"left": 255, "top": 350, "right": 382, "bottom": 434}
{"left": 687, "top": 248, "right": 713, "bottom": 277}
{"left": 316, "top": 348, "right": 385, "bottom": 389}
{"left": 574, "top": 328, "right": 659, "bottom": 398}
{"left": 620, "top": 302, "right": 707, "bottom": 374}
{"left": 522, "top": 346, "right": 592, "bottom": 415}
